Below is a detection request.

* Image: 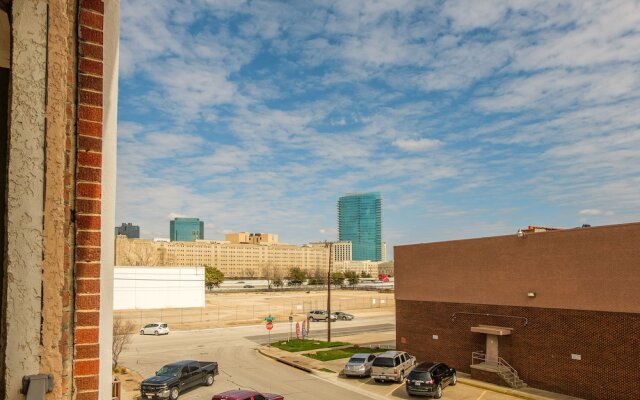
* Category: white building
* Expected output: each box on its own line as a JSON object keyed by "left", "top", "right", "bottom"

{"left": 114, "top": 266, "right": 204, "bottom": 310}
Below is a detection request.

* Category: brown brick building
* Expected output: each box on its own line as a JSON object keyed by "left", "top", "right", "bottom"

{"left": 395, "top": 222, "right": 640, "bottom": 400}
{"left": 1, "top": 1, "right": 119, "bottom": 398}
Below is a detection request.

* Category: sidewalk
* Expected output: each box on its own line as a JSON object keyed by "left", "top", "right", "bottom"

{"left": 257, "top": 344, "right": 582, "bottom": 400}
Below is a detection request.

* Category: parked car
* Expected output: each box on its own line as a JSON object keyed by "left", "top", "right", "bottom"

{"left": 140, "top": 360, "right": 219, "bottom": 399}
{"left": 371, "top": 351, "right": 416, "bottom": 383}
{"left": 307, "top": 310, "right": 337, "bottom": 322}
{"left": 212, "top": 389, "right": 284, "bottom": 400}
{"left": 406, "top": 362, "right": 457, "bottom": 398}
{"left": 332, "top": 311, "right": 354, "bottom": 321}
{"left": 343, "top": 353, "right": 376, "bottom": 377}
{"left": 140, "top": 322, "right": 170, "bottom": 336}
{"left": 243, "top": 284, "right": 254, "bottom": 288}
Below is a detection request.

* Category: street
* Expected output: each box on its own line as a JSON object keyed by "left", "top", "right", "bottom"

{"left": 120, "top": 314, "right": 531, "bottom": 400}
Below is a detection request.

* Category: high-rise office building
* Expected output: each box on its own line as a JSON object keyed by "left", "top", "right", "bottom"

{"left": 115, "top": 222, "right": 140, "bottom": 238}
{"left": 338, "top": 192, "right": 382, "bottom": 261}
{"left": 170, "top": 217, "right": 204, "bottom": 241}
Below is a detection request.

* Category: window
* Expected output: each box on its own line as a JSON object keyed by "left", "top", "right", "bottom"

{"left": 368, "top": 355, "right": 376, "bottom": 362}
{"left": 394, "top": 357, "right": 400, "bottom": 367}
{"left": 253, "top": 395, "right": 266, "bottom": 400}
{"left": 181, "top": 366, "right": 189, "bottom": 376}
{"left": 400, "top": 353, "right": 407, "bottom": 363}
{"left": 188, "top": 363, "right": 199, "bottom": 373}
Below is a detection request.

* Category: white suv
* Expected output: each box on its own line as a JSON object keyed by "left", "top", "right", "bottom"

{"left": 139, "top": 322, "right": 170, "bottom": 336}
{"left": 371, "top": 351, "right": 416, "bottom": 382}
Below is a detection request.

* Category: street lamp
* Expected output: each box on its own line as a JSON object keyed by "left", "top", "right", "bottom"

{"left": 325, "top": 241, "right": 333, "bottom": 342}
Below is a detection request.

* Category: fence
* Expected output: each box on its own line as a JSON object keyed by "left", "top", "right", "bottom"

{"left": 113, "top": 295, "right": 395, "bottom": 330}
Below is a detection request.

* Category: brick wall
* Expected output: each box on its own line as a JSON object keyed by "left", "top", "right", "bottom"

{"left": 74, "top": 1, "right": 104, "bottom": 398}
{"left": 396, "top": 300, "right": 640, "bottom": 400}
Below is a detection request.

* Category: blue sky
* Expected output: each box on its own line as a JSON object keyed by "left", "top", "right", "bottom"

{"left": 117, "top": 1, "right": 640, "bottom": 257}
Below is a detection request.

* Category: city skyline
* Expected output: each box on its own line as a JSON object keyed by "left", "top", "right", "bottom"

{"left": 116, "top": 1, "right": 640, "bottom": 259}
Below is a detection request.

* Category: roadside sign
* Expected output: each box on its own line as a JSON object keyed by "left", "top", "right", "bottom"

{"left": 266, "top": 321, "right": 273, "bottom": 330}
{"left": 263, "top": 315, "right": 275, "bottom": 322}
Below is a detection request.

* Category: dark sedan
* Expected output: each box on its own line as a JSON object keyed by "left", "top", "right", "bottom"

{"left": 332, "top": 311, "right": 354, "bottom": 320}
{"left": 406, "top": 362, "right": 456, "bottom": 398}
{"left": 212, "top": 389, "right": 283, "bottom": 400}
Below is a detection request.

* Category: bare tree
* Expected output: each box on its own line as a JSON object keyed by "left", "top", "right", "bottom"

{"left": 113, "top": 317, "right": 135, "bottom": 369}
{"left": 261, "top": 263, "right": 283, "bottom": 289}
{"left": 244, "top": 268, "right": 257, "bottom": 278}
{"left": 115, "top": 237, "right": 160, "bottom": 266}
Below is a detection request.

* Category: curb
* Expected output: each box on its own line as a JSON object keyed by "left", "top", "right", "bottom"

{"left": 257, "top": 348, "right": 316, "bottom": 374}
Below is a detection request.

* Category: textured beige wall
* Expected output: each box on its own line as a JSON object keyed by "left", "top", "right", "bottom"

{"left": 3, "top": 0, "right": 47, "bottom": 397}
{"left": 40, "top": 0, "right": 74, "bottom": 398}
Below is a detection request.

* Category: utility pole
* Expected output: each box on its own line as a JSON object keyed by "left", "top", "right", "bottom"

{"left": 326, "top": 241, "right": 332, "bottom": 342}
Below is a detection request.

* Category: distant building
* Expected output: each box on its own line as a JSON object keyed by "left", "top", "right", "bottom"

{"left": 115, "top": 236, "right": 328, "bottom": 278}
{"left": 338, "top": 192, "right": 383, "bottom": 261}
{"left": 381, "top": 241, "right": 387, "bottom": 262}
{"left": 170, "top": 217, "right": 204, "bottom": 242}
{"left": 115, "top": 222, "right": 140, "bottom": 238}
{"left": 225, "top": 232, "right": 279, "bottom": 245}
{"left": 308, "top": 240, "right": 353, "bottom": 262}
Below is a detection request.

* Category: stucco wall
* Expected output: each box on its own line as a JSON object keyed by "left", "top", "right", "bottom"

{"left": 395, "top": 222, "right": 640, "bottom": 313}
{"left": 3, "top": 0, "right": 47, "bottom": 397}
{"left": 40, "top": 0, "right": 76, "bottom": 398}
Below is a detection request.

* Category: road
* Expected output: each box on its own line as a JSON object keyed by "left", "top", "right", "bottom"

{"left": 121, "top": 314, "right": 529, "bottom": 400}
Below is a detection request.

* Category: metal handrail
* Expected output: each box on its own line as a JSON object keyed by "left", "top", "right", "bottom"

{"left": 471, "top": 352, "right": 521, "bottom": 387}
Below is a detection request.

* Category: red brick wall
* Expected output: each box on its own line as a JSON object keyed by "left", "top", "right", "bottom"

{"left": 74, "top": 1, "right": 104, "bottom": 398}
{"left": 396, "top": 300, "right": 640, "bottom": 400}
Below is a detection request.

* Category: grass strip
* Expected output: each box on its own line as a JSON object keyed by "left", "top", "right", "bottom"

{"left": 304, "top": 346, "right": 379, "bottom": 361}
{"left": 271, "top": 339, "right": 349, "bottom": 352}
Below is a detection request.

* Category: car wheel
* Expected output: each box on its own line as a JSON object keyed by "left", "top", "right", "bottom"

{"left": 451, "top": 373, "right": 457, "bottom": 386}
{"left": 169, "top": 387, "right": 179, "bottom": 400}
{"left": 374, "top": 378, "right": 381, "bottom": 383}
{"left": 434, "top": 384, "right": 442, "bottom": 399}
{"left": 205, "top": 374, "right": 214, "bottom": 386}
{"left": 139, "top": 330, "right": 144, "bottom": 335}
{"left": 154, "top": 330, "right": 159, "bottom": 336}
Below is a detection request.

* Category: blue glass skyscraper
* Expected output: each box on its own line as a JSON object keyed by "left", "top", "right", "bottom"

{"left": 338, "top": 192, "right": 382, "bottom": 261}
{"left": 170, "top": 217, "right": 204, "bottom": 241}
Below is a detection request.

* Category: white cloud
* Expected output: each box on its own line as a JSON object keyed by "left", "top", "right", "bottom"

{"left": 393, "top": 138, "right": 442, "bottom": 152}
{"left": 579, "top": 209, "right": 614, "bottom": 216}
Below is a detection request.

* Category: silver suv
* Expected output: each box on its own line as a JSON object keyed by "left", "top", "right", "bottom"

{"left": 371, "top": 351, "right": 416, "bottom": 383}
{"left": 307, "top": 310, "right": 337, "bottom": 322}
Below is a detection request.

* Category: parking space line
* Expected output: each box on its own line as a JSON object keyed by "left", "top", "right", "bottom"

{"left": 476, "top": 390, "right": 487, "bottom": 400}
{"left": 385, "top": 383, "right": 401, "bottom": 396}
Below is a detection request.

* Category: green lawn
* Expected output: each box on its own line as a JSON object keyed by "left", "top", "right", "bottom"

{"left": 271, "top": 339, "right": 348, "bottom": 352}
{"left": 304, "top": 346, "right": 379, "bottom": 361}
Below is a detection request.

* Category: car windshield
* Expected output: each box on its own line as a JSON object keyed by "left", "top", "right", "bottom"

{"left": 349, "top": 357, "right": 365, "bottom": 364}
{"left": 407, "top": 371, "right": 431, "bottom": 380}
{"left": 156, "top": 365, "right": 180, "bottom": 377}
{"left": 372, "top": 357, "right": 394, "bottom": 367}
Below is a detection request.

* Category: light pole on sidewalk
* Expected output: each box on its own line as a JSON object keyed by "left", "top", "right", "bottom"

{"left": 325, "top": 241, "right": 333, "bottom": 342}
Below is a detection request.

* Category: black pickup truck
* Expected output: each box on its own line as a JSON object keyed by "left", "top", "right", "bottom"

{"left": 140, "top": 359, "right": 219, "bottom": 399}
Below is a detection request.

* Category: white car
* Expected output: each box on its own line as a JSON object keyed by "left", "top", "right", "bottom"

{"left": 139, "top": 322, "right": 170, "bottom": 336}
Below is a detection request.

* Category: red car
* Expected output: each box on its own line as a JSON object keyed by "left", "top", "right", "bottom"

{"left": 212, "top": 389, "right": 284, "bottom": 400}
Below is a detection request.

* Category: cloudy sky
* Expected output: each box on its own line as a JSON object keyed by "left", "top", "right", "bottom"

{"left": 117, "top": 0, "right": 640, "bottom": 257}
